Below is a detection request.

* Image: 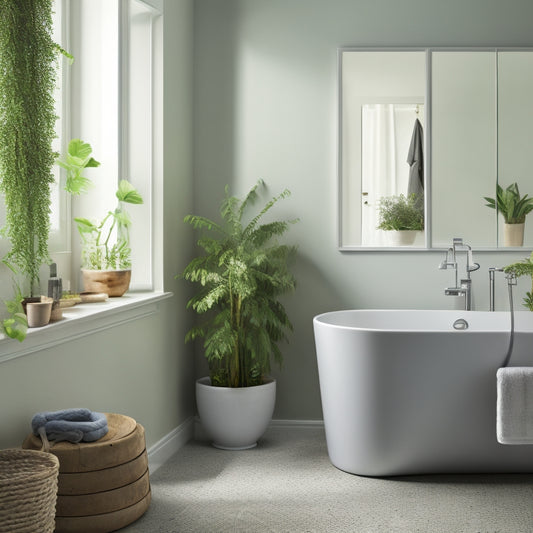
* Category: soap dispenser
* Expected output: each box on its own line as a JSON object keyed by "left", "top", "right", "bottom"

{"left": 48, "top": 262, "right": 63, "bottom": 303}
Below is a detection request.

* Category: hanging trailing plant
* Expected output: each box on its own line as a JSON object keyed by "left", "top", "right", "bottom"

{"left": 0, "top": 0, "right": 58, "bottom": 296}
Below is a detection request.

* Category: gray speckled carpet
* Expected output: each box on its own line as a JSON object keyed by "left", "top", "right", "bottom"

{"left": 122, "top": 426, "right": 533, "bottom": 533}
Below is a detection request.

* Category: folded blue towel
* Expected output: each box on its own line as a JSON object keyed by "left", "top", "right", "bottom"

{"left": 32, "top": 408, "right": 108, "bottom": 445}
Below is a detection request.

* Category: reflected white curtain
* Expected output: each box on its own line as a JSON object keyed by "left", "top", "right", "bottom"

{"left": 361, "top": 104, "right": 422, "bottom": 246}
{"left": 361, "top": 104, "right": 398, "bottom": 246}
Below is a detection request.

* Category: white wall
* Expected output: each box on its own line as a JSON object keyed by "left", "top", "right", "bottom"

{"left": 0, "top": 0, "right": 195, "bottom": 450}
{"left": 193, "top": 0, "right": 533, "bottom": 420}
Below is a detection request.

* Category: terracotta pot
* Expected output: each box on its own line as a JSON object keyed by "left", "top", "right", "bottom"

{"left": 81, "top": 269, "right": 131, "bottom": 297}
{"left": 26, "top": 296, "right": 53, "bottom": 328}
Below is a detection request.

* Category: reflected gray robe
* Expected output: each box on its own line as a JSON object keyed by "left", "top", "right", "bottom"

{"left": 407, "top": 118, "right": 424, "bottom": 199}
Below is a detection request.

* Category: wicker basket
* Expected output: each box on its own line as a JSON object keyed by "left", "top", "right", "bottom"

{"left": 0, "top": 448, "right": 59, "bottom": 533}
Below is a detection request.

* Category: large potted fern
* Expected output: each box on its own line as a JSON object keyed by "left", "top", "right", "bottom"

{"left": 484, "top": 182, "right": 533, "bottom": 247}
{"left": 182, "top": 180, "right": 297, "bottom": 449}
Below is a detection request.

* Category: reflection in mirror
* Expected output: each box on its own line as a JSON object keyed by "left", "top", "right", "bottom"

{"left": 431, "top": 51, "right": 496, "bottom": 248}
{"left": 497, "top": 51, "right": 533, "bottom": 248}
{"left": 339, "top": 50, "right": 427, "bottom": 249}
{"left": 339, "top": 48, "right": 533, "bottom": 251}
{"left": 361, "top": 103, "right": 425, "bottom": 246}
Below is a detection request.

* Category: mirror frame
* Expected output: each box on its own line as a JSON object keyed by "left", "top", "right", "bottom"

{"left": 338, "top": 46, "right": 533, "bottom": 252}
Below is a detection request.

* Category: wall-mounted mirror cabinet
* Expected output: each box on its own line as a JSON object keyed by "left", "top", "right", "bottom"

{"left": 338, "top": 48, "right": 533, "bottom": 251}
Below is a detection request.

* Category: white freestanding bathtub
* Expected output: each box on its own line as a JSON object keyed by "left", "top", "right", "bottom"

{"left": 313, "top": 309, "right": 533, "bottom": 476}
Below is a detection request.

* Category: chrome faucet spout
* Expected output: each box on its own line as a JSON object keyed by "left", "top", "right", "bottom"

{"left": 440, "top": 238, "right": 477, "bottom": 310}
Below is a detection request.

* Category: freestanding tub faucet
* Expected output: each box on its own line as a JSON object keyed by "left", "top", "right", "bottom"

{"left": 489, "top": 267, "right": 504, "bottom": 311}
{"left": 439, "top": 238, "right": 480, "bottom": 310}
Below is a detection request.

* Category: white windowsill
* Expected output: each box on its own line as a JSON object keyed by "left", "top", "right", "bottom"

{"left": 0, "top": 291, "right": 173, "bottom": 365}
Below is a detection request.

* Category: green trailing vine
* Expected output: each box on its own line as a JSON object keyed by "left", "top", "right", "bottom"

{"left": 1, "top": 285, "right": 28, "bottom": 342}
{"left": 181, "top": 180, "right": 298, "bottom": 388}
{"left": 0, "top": 0, "right": 58, "bottom": 295}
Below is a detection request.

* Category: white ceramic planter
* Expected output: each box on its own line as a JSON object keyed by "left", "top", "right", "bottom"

{"left": 196, "top": 377, "right": 276, "bottom": 450}
{"left": 504, "top": 223, "right": 524, "bottom": 247}
{"left": 385, "top": 230, "right": 418, "bottom": 246}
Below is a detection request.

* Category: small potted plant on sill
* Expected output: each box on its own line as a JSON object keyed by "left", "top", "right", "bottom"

{"left": 376, "top": 193, "right": 424, "bottom": 246}
{"left": 57, "top": 139, "right": 143, "bottom": 296}
{"left": 180, "top": 180, "right": 298, "bottom": 450}
{"left": 484, "top": 182, "right": 533, "bottom": 247}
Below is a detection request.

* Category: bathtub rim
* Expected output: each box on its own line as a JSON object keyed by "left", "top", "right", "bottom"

{"left": 313, "top": 308, "right": 526, "bottom": 334}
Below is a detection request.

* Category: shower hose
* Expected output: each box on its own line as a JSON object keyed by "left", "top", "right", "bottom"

{"left": 501, "top": 273, "right": 516, "bottom": 368}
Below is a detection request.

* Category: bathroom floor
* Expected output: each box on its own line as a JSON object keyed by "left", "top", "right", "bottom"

{"left": 123, "top": 426, "right": 533, "bottom": 533}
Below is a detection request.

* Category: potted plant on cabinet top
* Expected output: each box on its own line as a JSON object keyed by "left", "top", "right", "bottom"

{"left": 377, "top": 193, "right": 424, "bottom": 246}
{"left": 0, "top": 0, "right": 64, "bottom": 337}
{"left": 181, "top": 180, "right": 298, "bottom": 450}
{"left": 484, "top": 182, "right": 533, "bottom": 247}
{"left": 57, "top": 139, "right": 143, "bottom": 296}
{"left": 504, "top": 252, "right": 533, "bottom": 310}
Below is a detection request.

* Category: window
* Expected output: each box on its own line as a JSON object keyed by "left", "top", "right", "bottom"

{"left": 67, "top": 0, "right": 162, "bottom": 292}
{"left": 121, "top": 0, "right": 162, "bottom": 290}
{"left": 0, "top": 0, "right": 162, "bottom": 304}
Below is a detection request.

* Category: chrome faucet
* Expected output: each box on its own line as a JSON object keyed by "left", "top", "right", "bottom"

{"left": 488, "top": 267, "right": 517, "bottom": 311}
{"left": 488, "top": 267, "right": 504, "bottom": 311}
{"left": 439, "top": 238, "right": 480, "bottom": 310}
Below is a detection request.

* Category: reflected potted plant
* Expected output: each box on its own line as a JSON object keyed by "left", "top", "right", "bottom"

{"left": 181, "top": 180, "right": 297, "bottom": 450}
{"left": 484, "top": 182, "right": 533, "bottom": 247}
{"left": 57, "top": 139, "right": 143, "bottom": 296}
{"left": 377, "top": 193, "right": 424, "bottom": 246}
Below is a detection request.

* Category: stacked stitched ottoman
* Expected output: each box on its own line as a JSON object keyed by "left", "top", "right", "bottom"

{"left": 22, "top": 413, "right": 150, "bottom": 532}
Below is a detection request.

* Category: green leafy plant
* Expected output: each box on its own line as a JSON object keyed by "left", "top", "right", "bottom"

{"left": 75, "top": 180, "right": 143, "bottom": 270}
{"left": 504, "top": 251, "right": 533, "bottom": 311}
{"left": 1, "top": 286, "right": 28, "bottom": 342}
{"left": 57, "top": 139, "right": 143, "bottom": 270}
{"left": 377, "top": 193, "right": 424, "bottom": 231}
{"left": 484, "top": 182, "right": 533, "bottom": 224}
{"left": 0, "top": 0, "right": 59, "bottom": 295}
{"left": 56, "top": 138, "right": 100, "bottom": 195}
{"left": 181, "top": 180, "right": 298, "bottom": 388}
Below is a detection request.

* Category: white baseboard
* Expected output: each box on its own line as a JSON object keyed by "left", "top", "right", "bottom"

{"left": 269, "top": 419, "right": 324, "bottom": 429}
{"left": 147, "top": 416, "right": 195, "bottom": 474}
{"left": 148, "top": 417, "right": 324, "bottom": 473}
{"left": 194, "top": 417, "right": 324, "bottom": 441}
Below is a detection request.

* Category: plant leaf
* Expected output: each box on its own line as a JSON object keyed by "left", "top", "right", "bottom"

{"left": 74, "top": 217, "right": 97, "bottom": 234}
{"left": 116, "top": 180, "right": 143, "bottom": 204}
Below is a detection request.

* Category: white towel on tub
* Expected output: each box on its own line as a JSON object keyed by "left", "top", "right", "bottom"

{"left": 497, "top": 367, "right": 533, "bottom": 444}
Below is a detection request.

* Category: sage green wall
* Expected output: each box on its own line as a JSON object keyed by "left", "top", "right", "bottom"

{"left": 193, "top": 0, "right": 533, "bottom": 420}
{"left": 0, "top": 0, "right": 194, "bottom": 450}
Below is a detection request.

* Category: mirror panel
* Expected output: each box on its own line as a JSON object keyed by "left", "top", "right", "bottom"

{"left": 497, "top": 51, "right": 533, "bottom": 248}
{"left": 339, "top": 48, "right": 533, "bottom": 250}
{"left": 431, "top": 51, "right": 497, "bottom": 248}
{"left": 339, "top": 50, "right": 427, "bottom": 248}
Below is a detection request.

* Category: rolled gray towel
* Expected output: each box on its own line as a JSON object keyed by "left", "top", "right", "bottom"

{"left": 32, "top": 408, "right": 108, "bottom": 444}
